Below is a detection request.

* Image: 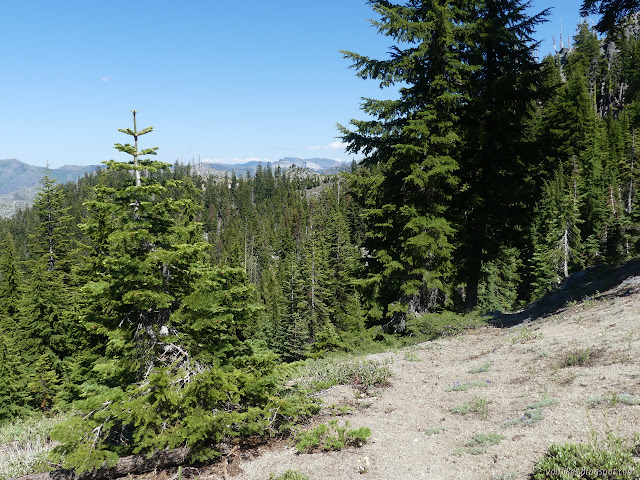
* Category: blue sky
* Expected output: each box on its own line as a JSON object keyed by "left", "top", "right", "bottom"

{"left": 2, "top": 0, "right": 592, "bottom": 168}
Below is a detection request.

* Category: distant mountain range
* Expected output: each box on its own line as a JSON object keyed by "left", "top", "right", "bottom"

{"left": 0, "top": 157, "right": 349, "bottom": 218}
{"left": 192, "top": 157, "right": 350, "bottom": 177}
{"left": 0, "top": 159, "right": 99, "bottom": 218}
{"left": 0, "top": 159, "right": 99, "bottom": 196}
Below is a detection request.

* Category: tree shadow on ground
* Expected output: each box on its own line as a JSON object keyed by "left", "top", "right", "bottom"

{"left": 488, "top": 259, "right": 640, "bottom": 328}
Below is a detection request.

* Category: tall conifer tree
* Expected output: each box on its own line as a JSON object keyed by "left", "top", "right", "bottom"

{"left": 455, "top": 0, "right": 549, "bottom": 309}
{"left": 341, "top": 0, "right": 468, "bottom": 330}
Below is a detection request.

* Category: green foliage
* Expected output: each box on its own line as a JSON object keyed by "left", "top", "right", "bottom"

{"left": 466, "top": 433, "right": 506, "bottom": 449}
{"left": 294, "top": 420, "right": 370, "bottom": 453}
{"left": 445, "top": 381, "right": 489, "bottom": 392}
{"left": 560, "top": 348, "right": 594, "bottom": 367}
{"left": 450, "top": 397, "right": 491, "bottom": 419}
{"left": 455, "top": 0, "right": 550, "bottom": 310}
{"left": 27, "top": 355, "right": 59, "bottom": 412}
{"left": 51, "top": 112, "right": 314, "bottom": 470}
{"left": 0, "top": 334, "right": 29, "bottom": 423}
{"left": 586, "top": 392, "right": 640, "bottom": 407}
{"left": 341, "top": 0, "right": 467, "bottom": 329}
{"left": 532, "top": 433, "right": 639, "bottom": 479}
{"left": 407, "top": 311, "right": 487, "bottom": 341}
{"left": 469, "top": 362, "right": 492, "bottom": 374}
{"left": 0, "top": 233, "right": 22, "bottom": 323}
{"left": 269, "top": 470, "right": 309, "bottom": 480}
{"left": 580, "top": 0, "right": 640, "bottom": 34}
{"left": 424, "top": 426, "right": 446, "bottom": 436}
{"left": 502, "top": 397, "right": 557, "bottom": 428}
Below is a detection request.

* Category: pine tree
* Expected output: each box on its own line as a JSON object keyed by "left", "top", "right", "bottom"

{"left": 0, "top": 333, "right": 30, "bottom": 423}
{"left": 29, "top": 167, "right": 73, "bottom": 272}
{"left": 581, "top": 0, "right": 640, "bottom": 34}
{"left": 0, "top": 233, "right": 22, "bottom": 330}
{"left": 455, "top": 0, "right": 549, "bottom": 310}
{"left": 340, "top": 0, "right": 467, "bottom": 330}
{"left": 52, "top": 111, "right": 292, "bottom": 470}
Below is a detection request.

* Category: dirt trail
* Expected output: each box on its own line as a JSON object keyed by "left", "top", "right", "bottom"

{"left": 229, "top": 276, "right": 640, "bottom": 479}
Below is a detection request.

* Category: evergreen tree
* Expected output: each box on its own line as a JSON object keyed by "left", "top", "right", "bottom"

{"left": 52, "top": 111, "right": 294, "bottom": 470}
{"left": 455, "top": 0, "right": 549, "bottom": 310}
{"left": 29, "top": 167, "right": 73, "bottom": 272}
{"left": 0, "top": 233, "right": 22, "bottom": 330}
{"left": 0, "top": 333, "right": 30, "bottom": 423}
{"left": 341, "top": 0, "right": 467, "bottom": 330}
{"left": 581, "top": 0, "right": 640, "bottom": 34}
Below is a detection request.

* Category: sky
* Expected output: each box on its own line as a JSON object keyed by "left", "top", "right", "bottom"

{"left": 1, "top": 0, "right": 593, "bottom": 169}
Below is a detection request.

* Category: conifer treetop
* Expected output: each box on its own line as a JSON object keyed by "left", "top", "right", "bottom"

{"left": 112, "top": 110, "right": 163, "bottom": 186}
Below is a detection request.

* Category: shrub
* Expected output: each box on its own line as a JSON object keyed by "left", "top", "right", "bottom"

{"left": 502, "top": 397, "right": 556, "bottom": 428}
{"left": 450, "top": 397, "right": 490, "bottom": 419}
{"left": 292, "top": 357, "right": 392, "bottom": 394}
{"left": 445, "top": 380, "right": 490, "bottom": 392}
{"left": 269, "top": 471, "right": 309, "bottom": 480}
{"left": 532, "top": 434, "right": 638, "bottom": 479}
{"left": 425, "top": 426, "right": 446, "bottom": 436}
{"left": 455, "top": 433, "right": 505, "bottom": 455}
{"left": 294, "top": 420, "right": 371, "bottom": 453}
{"left": 469, "top": 362, "right": 491, "bottom": 374}
{"left": 561, "top": 348, "right": 594, "bottom": 367}
{"left": 586, "top": 393, "right": 640, "bottom": 407}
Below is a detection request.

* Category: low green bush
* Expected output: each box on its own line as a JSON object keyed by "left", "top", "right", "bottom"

{"left": 269, "top": 470, "right": 309, "bottom": 480}
{"left": 294, "top": 420, "right": 371, "bottom": 453}
{"left": 532, "top": 434, "right": 639, "bottom": 479}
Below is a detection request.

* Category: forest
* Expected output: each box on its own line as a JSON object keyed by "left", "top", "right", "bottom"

{"left": 1, "top": 0, "right": 640, "bottom": 474}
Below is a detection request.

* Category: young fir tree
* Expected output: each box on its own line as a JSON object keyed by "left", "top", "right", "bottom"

{"left": 52, "top": 111, "right": 301, "bottom": 471}
{"left": 340, "top": 0, "right": 468, "bottom": 330}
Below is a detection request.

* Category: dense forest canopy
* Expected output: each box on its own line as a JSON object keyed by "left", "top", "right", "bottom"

{"left": 1, "top": 0, "right": 640, "bottom": 470}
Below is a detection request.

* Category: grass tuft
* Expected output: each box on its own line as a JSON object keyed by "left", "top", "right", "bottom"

{"left": 269, "top": 471, "right": 310, "bottom": 480}
{"left": 445, "top": 380, "right": 490, "bottom": 392}
{"left": 586, "top": 392, "right": 640, "bottom": 407}
{"left": 560, "top": 348, "right": 595, "bottom": 367}
{"left": 502, "top": 397, "right": 557, "bottom": 428}
{"left": 469, "top": 362, "right": 491, "bottom": 374}
{"left": 450, "top": 397, "right": 491, "bottom": 419}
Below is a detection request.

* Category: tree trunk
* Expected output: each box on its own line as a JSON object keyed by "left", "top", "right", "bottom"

{"left": 14, "top": 447, "right": 189, "bottom": 480}
{"left": 563, "top": 228, "right": 569, "bottom": 278}
{"left": 464, "top": 257, "right": 481, "bottom": 311}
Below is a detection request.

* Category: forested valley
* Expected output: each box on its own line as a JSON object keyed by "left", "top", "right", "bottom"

{"left": 2, "top": 0, "right": 640, "bottom": 476}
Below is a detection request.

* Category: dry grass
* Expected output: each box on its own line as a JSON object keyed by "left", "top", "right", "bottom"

{"left": 0, "top": 415, "right": 62, "bottom": 480}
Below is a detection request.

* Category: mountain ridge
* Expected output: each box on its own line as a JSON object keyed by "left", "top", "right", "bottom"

{"left": 0, "top": 157, "right": 350, "bottom": 218}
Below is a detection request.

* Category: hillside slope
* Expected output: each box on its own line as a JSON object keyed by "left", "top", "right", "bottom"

{"left": 229, "top": 273, "right": 640, "bottom": 479}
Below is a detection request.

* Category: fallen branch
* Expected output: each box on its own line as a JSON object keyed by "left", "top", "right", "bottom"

{"left": 13, "top": 447, "right": 189, "bottom": 480}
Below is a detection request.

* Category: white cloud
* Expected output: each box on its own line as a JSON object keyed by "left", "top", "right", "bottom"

{"left": 100, "top": 76, "right": 111, "bottom": 83}
{"left": 308, "top": 141, "right": 349, "bottom": 151}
